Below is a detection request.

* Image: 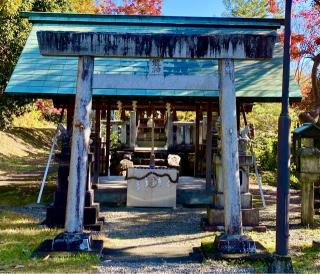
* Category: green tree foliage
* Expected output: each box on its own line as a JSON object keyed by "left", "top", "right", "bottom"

{"left": 32, "top": 0, "right": 73, "bottom": 12}
{"left": 223, "top": 0, "right": 297, "bottom": 177}
{"left": 0, "top": 0, "right": 33, "bottom": 129}
{"left": 0, "top": 0, "right": 78, "bottom": 129}
{"left": 223, "top": 0, "right": 269, "bottom": 17}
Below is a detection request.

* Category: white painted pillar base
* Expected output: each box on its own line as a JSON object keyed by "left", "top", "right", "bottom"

{"left": 218, "top": 59, "right": 242, "bottom": 236}
{"left": 65, "top": 56, "right": 94, "bottom": 233}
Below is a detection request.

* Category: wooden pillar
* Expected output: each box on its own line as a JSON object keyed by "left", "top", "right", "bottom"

{"left": 67, "top": 101, "right": 74, "bottom": 130}
{"left": 65, "top": 56, "right": 94, "bottom": 233}
{"left": 150, "top": 112, "right": 155, "bottom": 167}
{"left": 236, "top": 101, "right": 240, "bottom": 132}
{"left": 130, "top": 101, "right": 137, "bottom": 148}
{"left": 94, "top": 104, "right": 101, "bottom": 183}
{"left": 219, "top": 59, "right": 242, "bottom": 236}
{"left": 206, "top": 102, "right": 213, "bottom": 191}
{"left": 105, "top": 104, "right": 111, "bottom": 176}
{"left": 195, "top": 104, "right": 200, "bottom": 177}
{"left": 166, "top": 103, "right": 173, "bottom": 149}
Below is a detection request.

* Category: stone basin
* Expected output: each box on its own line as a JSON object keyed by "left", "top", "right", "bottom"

{"left": 126, "top": 167, "right": 178, "bottom": 208}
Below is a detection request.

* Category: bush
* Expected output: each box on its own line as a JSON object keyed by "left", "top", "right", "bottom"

{"left": 255, "top": 136, "right": 278, "bottom": 171}
{"left": 35, "top": 99, "right": 65, "bottom": 123}
{"left": 247, "top": 103, "right": 299, "bottom": 172}
{"left": 0, "top": 94, "right": 33, "bottom": 130}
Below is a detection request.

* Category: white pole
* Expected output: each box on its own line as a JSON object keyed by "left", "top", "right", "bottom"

{"left": 219, "top": 59, "right": 242, "bottom": 236}
{"left": 65, "top": 56, "right": 94, "bottom": 233}
{"left": 36, "top": 134, "right": 57, "bottom": 204}
{"left": 249, "top": 142, "right": 266, "bottom": 208}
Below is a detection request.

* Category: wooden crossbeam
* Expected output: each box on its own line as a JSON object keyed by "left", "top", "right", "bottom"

{"left": 93, "top": 74, "right": 219, "bottom": 90}
{"left": 37, "top": 31, "right": 276, "bottom": 60}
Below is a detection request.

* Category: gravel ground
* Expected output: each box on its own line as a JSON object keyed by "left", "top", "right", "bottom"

{"left": 97, "top": 207, "right": 256, "bottom": 274}
{"left": 98, "top": 260, "right": 255, "bottom": 274}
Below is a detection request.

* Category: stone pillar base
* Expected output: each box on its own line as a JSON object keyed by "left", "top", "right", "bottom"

{"left": 207, "top": 207, "right": 260, "bottom": 227}
{"left": 215, "top": 234, "right": 256, "bottom": 254}
{"left": 52, "top": 232, "right": 92, "bottom": 251}
{"left": 213, "top": 192, "right": 253, "bottom": 209}
{"left": 268, "top": 254, "right": 294, "bottom": 273}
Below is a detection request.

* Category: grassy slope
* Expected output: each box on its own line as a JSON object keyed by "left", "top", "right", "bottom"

{"left": 0, "top": 112, "right": 100, "bottom": 272}
{"left": 0, "top": 110, "right": 56, "bottom": 173}
{"left": 0, "top": 122, "right": 57, "bottom": 206}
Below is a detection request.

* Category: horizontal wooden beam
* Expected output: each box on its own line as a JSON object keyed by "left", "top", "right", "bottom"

{"left": 93, "top": 74, "right": 219, "bottom": 90}
{"left": 37, "top": 31, "right": 276, "bottom": 60}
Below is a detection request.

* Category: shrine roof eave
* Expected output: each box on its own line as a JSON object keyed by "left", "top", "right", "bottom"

{"left": 20, "top": 12, "right": 284, "bottom": 29}
{"left": 5, "top": 92, "right": 301, "bottom": 104}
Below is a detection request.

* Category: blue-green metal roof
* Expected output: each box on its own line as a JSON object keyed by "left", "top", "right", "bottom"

{"left": 5, "top": 12, "right": 301, "bottom": 101}
{"left": 293, "top": 123, "right": 320, "bottom": 136}
{"left": 20, "top": 12, "right": 284, "bottom": 28}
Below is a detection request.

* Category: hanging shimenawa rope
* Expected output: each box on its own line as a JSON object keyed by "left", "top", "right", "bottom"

{"left": 126, "top": 171, "right": 179, "bottom": 184}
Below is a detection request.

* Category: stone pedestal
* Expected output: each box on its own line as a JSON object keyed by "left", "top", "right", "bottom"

{"left": 45, "top": 132, "right": 104, "bottom": 231}
{"left": 207, "top": 155, "right": 261, "bottom": 228}
{"left": 268, "top": 254, "right": 294, "bottom": 273}
{"left": 299, "top": 150, "right": 320, "bottom": 226}
{"left": 52, "top": 232, "right": 92, "bottom": 251}
{"left": 127, "top": 167, "right": 178, "bottom": 208}
{"left": 215, "top": 234, "right": 256, "bottom": 254}
{"left": 301, "top": 181, "right": 314, "bottom": 226}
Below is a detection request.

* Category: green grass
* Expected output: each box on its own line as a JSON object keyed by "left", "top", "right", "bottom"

{"left": 292, "top": 245, "right": 320, "bottom": 273}
{"left": 201, "top": 230, "right": 320, "bottom": 273}
{"left": 0, "top": 114, "right": 103, "bottom": 272}
{"left": 200, "top": 234, "right": 268, "bottom": 272}
{"left": 0, "top": 211, "right": 100, "bottom": 273}
{"left": 201, "top": 235, "right": 217, "bottom": 255}
{"left": 0, "top": 182, "right": 56, "bottom": 206}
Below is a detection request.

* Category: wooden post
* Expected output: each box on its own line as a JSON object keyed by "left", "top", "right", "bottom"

{"left": 236, "top": 101, "right": 240, "bottom": 132}
{"left": 94, "top": 104, "right": 101, "bottom": 184}
{"left": 166, "top": 103, "right": 173, "bottom": 149}
{"left": 130, "top": 101, "right": 137, "bottom": 148}
{"left": 65, "top": 56, "right": 94, "bottom": 233}
{"left": 150, "top": 112, "right": 155, "bottom": 167}
{"left": 206, "top": 102, "right": 213, "bottom": 191}
{"left": 219, "top": 59, "right": 242, "bottom": 236}
{"left": 67, "top": 101, "right": 74, "bottom": 130}
{"left": 105, "top": 104, "right": 111, "bottom": 176}
{"left": 301, "top": 181, "right": 314, "bottom": 226}
{"left": 195, "top": 104, "right": 200, "bottom": 177}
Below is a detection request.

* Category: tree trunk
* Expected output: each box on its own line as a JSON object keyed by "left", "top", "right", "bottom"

{"left": 312, "top": 54, "right": 320, "bottom": 105}
{"left": 298, "top": 54, "right": 320, "bottom": 124}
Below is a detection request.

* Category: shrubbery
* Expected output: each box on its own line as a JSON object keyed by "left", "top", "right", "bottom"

{"left": 35, "top": 100, "right": 65, "bottom": 123}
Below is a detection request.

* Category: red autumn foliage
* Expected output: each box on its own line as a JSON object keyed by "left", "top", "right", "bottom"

{"left": 98, "top": 0, "right": 162, "bottom": 15}
{"left": 268, "top": 0, "right": 279, "bottom": 14}
{"left": 268, "top": 0, "right": 320, "bottom": 106}
{"left": 35, "top": 100, "right": 65, "bottom": 122}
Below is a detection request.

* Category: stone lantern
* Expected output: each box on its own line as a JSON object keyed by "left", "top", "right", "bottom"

{"left": 293, "top": 123, "right": 320, "bottom": 226}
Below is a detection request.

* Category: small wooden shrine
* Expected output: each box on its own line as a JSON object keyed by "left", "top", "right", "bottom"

{"left": 5, "top": 12, "right": 301, "bottom": 252}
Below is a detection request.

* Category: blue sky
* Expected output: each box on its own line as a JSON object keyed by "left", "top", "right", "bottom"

{"left": 162, "top": 0, "right": 226, "bottom": 17}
